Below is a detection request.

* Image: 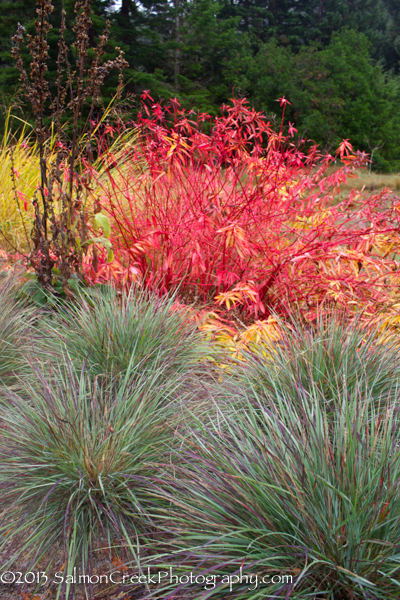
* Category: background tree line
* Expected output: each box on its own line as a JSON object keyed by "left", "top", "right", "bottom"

{"left": 1, "top": 0, "right": 400, "bottom": 170}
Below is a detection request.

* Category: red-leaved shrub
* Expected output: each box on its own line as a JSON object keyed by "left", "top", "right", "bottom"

{"left": 88, "top": 95, "right": 400, "bottom": 322}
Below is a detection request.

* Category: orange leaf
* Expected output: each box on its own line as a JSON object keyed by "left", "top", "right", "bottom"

{"left": 112, "top": 556, "right": 128, "bottom": 572}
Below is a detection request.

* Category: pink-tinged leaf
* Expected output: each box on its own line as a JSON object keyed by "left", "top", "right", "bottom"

{"left": 276, "top": 96, "right": 291, "bottom": 106}
{"left": 141, "top": 89, "right": 154, "bottom": 102}
{"left": 288, "top": 122, "right": 297, "bottom": 137}
{"left": 17, "top": 190, "right": 28, "bottom": 211}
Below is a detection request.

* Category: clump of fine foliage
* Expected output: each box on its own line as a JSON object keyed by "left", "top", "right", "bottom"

{"left": 40, "top": 285, "right": 211, "bottom": 383}
{"left": 240, "top": 311, "right": 400, "bottom": 410}
{"left": 0, "top": 272, "right": 36, "bottom": 391}
{"left": 158, "top": 374, "right": 400, "bottom": 599}
{"left": 2, "top": 283, "right": 400, "bottom": 600}
{"left": 0, "top": 358, "right": 184, "bottom": 595}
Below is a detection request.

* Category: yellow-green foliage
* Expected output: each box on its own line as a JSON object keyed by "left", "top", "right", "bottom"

{"left": 0, "top": 119, "right": 40, "bottom": 254}
{"left": 88, "top": 126, "right": 141, "bottom": 205}
{"left": 0, "top": 111, "right": 139, "bottom": 257}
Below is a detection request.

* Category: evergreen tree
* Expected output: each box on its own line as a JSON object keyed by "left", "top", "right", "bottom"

{"left": 222, "top": 29, "right": 400, "bottom": 170}
{"left": 268, "top": 0, "right": 385, "bottom": 49}
{"left": 378, "top": 0, "right": 400, "bottom": 70}
{"left": 1, "top": 0, "right": 400, "bottom": 168}
{"left": 0, "top": 0, "right": 36, "bottom": 102}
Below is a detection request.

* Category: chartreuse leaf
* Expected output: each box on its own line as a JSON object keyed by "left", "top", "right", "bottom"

{"left": 94, "top": 213, "right": 111, "bottom": 239}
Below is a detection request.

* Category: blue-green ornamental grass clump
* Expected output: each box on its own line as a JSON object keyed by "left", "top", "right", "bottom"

{"left": 0, "top": 272, "right": 37, "bottom": 391}
{"left": 41, "top": 284, "right": 211, "bottom": 384}
{"left": 158, "top": 378, "right": 400, "bottom": 599}
{"left": 0, "top": 357, "right": 184, "bottom": 599}
{"left": 4, "top": 287, "right": 400, "bottom": 600}
{"left": 240, "top": 310, "right": 400, "bottom": 410}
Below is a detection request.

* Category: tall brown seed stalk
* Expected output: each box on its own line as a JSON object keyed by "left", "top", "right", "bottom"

{"left": 11, "top": 0, "right": 127, "bottom": 291}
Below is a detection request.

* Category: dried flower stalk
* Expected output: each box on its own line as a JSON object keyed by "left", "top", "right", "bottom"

{"left": 11, "top": 0, "right": 128, "bottom": 291}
